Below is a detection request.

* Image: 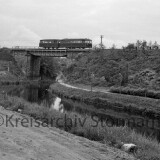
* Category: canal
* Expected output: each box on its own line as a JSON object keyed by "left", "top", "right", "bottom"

{"left": 1, "top": 83, "right": 160, "bottom": 142}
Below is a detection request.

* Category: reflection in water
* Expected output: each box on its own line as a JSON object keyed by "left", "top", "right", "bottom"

{"left": 2, "top": 84, "right": 160, "bottom": 142}
{"left": 5, "top": 84, "right": 52, "bottom": 106}
{"left": 58, "top": 98, "right": 160, "bottom": 142}
{"left": 51, "top": 97, "right": 64, "bottom": 113}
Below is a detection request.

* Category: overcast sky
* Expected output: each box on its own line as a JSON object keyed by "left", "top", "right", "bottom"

{"left": 0, "top": 0, "right": 160, "bottom": 48}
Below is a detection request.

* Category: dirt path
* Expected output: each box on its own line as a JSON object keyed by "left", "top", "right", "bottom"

{"left": 59, "top": 81, "right": 109, "bottom": 93}
{"left": 0, "top": 107, "right": 137, "bottom": 160}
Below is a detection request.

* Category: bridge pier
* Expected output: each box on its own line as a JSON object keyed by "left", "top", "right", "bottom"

{"left": 27, "top": 54, "right": 41, "bottom": 79}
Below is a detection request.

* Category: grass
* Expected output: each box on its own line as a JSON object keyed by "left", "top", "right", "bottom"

{"left": 50, "top": 83, "right": 160, "bottom": 119}
{"left": 0, "top": 80, "right": 31, "bottom": 85}
{"left": 0, "top": 94, "right": 160, "bottom": 160}
{"left": 110, "top": 87, "right": 160, "bottom": 99}
{"left": 63, "top": 49, "right": 160, "bottom": 89}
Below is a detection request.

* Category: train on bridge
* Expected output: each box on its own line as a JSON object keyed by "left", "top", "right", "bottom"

{"left": 39, "top": 38, "right": 92, "bottom": 49}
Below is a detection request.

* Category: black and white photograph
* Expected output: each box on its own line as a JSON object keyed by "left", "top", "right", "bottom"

{"left": 0, "top": 0, "right": 160, "bottom": 159}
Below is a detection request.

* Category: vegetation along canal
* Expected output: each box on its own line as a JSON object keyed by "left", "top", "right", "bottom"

{"left": 2, "top": 83, "right": 160, "bottom": 142}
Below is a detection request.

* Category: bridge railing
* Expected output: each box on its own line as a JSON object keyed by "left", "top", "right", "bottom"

{"left": 12, "top": 46, "right": 40, "bottom": 49}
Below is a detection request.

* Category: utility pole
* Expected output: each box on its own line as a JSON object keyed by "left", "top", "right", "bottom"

{"left": 8, "top": 61, "right": 10, "bottom": 72}
{"left": 100, "top": 35, "right": 104, "bottom": 48}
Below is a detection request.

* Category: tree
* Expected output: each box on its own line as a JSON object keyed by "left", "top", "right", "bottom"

{"left": 111, "top": 44, "right": 116, "bottom": 49}
{"left": 103, "top": 60, "right": 121, "bottom": 86}
{"left": 40, "top": 57, "right": 60, "bottom": 80}
{"left": 120, "top": 62, "right": 129, "bottom": 86}
{"left": 153, "top": 41, "right": 159, "bottom": 49}
{"left": 93, "top": 44, "right": 106, "bottom": 51}
{"left": 125, "top": 43, "right": 135, "bottom": 50}
{"left": 141, "top": 40, "right": 147, "bottom": 50}
{"left": 135, "top": 40, "right": 142, "bottom": 50}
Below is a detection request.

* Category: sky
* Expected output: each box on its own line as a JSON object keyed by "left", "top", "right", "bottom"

{"left": 0, "top": 0, "right": 160, "bottom": 48}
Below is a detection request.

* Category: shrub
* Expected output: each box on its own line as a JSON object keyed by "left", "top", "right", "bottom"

{"left": 0, "top": 93, "right": 160, "bottom": 160}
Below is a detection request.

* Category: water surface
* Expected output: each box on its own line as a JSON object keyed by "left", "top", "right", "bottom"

{"left": 1, "top": 83, "right": 160, "bottom": 141}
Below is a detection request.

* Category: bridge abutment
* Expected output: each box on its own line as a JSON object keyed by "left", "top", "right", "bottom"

{"left": 27, "top": 54, "right": 41, "bottom": 79}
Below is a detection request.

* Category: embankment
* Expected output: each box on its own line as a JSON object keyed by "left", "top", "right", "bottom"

{"left": 0, "top": 104, "right": 137, "bottom": 160}
{"left": 50, "top": 83, "right": 160, "bottom": 119}
{"left": 0, "top": 89, "right": 160, "bottom": 159}
{"left": 110, "top": 87, "right": 160, "bottom": 99}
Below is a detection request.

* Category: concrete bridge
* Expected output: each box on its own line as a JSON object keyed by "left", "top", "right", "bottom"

{"left": 11, "top": 47, "right": 91, "bottom": 79}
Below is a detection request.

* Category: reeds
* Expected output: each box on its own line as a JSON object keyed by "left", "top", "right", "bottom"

{"left": 0, "top": 94, "right": 160, "bottom": 160}
{"left": 110, "top": 87, "right": 160, "bottom": 99}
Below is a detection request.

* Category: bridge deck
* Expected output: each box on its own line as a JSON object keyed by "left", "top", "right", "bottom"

{"left": 11, "top": 47, "right": 91, "bottom": 52}
{"left": 11, "top": 47, "right": 91, "bottom": 57}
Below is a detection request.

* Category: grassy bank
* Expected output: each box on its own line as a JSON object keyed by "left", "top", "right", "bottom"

{"left": 0, "top": 79, "right": 54, "bottom": 86}
{"left": 0, "top": 94, "right": 160, "bottom": 159}
{"left": 0, "top": 80, "right": 27, "bottom": 85}
{"left": 110, "top": 87, "right": 160, "bottom": 99}
{"left": 50, "top": 83, "right": 160, "bottom": 119}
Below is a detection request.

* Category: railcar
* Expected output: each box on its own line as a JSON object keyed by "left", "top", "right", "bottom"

{"left": 39, "top": 39, "right": 60, "bottom": 49}
{"left": 39, "top": 38, "right": 92, "bottom": 49}
{"left": 60, "top": 38, "right": 92, "bottom": 49}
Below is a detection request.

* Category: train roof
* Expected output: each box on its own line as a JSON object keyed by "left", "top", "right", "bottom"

{"left": 40, "top": 39, "right": 59, "bottom": 41}
{"left": 40, "top": 38, "right": 92, "bottom": 41}
{"left": 61, "top": 38, "right": 92, "bottom": 41}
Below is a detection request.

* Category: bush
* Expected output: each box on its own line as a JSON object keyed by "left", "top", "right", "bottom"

{"left": 0, "top": 93, "right": 160, "bottom": 160}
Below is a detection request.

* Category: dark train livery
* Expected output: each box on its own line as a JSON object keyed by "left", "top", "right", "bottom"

{"left": 39, "top": 38, "right": 92, "bottom": 49}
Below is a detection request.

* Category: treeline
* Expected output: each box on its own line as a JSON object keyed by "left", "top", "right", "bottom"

{"left": 123, "top": 40, "right": 159, "bottom": 50}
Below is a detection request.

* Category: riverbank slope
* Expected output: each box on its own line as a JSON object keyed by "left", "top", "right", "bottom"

{"left": 0, "top": 106, "right": 136, "bottom": 160}
{"left": 51, "top": 83, "right": 160, "bottom": 118}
